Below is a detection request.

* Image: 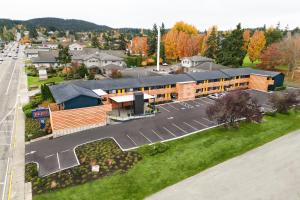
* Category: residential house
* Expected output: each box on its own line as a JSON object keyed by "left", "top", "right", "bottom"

{"left": 31, "top": 50, "right": 59, "bottom": 69}
{"left": 42, "top": 41, "right": 59, "bottom": 49}
{"left": 69, "top": 42, "right": 85, "bottom": 51}
{"left": 181, "top": 56, "right": 214, "bottom": 68}
{"left": 25, "top": 48, "right": 50, "bottom": 58}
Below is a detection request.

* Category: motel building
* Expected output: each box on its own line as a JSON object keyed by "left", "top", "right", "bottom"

{"left": 48, "top": 68, "right": 284, "bottom": 137}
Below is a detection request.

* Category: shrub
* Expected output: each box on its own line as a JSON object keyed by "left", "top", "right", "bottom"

{"left": 24, "top": 109, "right": 33, "bottom": 118}
{"left": 140, "top": 142, "right": 169, "bottom": 156}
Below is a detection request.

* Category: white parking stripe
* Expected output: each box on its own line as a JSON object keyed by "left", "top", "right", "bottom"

{"left": 158, "top": 105, "right": 170, "bottom": 112}
{"left": 168, "top": 104, "right": 179, "bottom": 111}
{"left": 193, "top": 120, "right": 209, "bottom": 127}
{"left": 57, "top": 152, "right": 61, "bottom": 169}
{"left": 172, "top": 123, "right": 188, "bottom": 133}
{"left": 183, "top": 122, "right": 198, "bottom": 131}
{"left": 199, "top": 98, "right": 213, "bottom": 104}
{"left": 45, "top": 154, "right": 55, "bottom": 159}
{"left": 202, "top": 117, "right": 216, "bottom": 124}
{"left": 152, "top": 129, "right": 164, "bottom": 140}
{"left": 61, "top": 149, "right": 71, "bottom": 153}
{"left": 163, "top": 127, "right": 177, "bottom": 137}
{"left": 126, "top": 134, "right": 138, "bottom": 146}
{"left": 0, "top": 144, "right": 10, "bottom": 146}
{"left": 139, "top": 131, "right": 152, "bottom": 143}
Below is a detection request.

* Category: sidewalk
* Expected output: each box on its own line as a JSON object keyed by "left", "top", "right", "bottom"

{"left": 146, "top": 129, "right": 300, "bottom": 200}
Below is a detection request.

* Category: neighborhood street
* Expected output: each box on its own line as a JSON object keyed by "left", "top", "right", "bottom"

{"left": 25, "top": 89, "right": 273, "bottom": 177}
{"left": 0, "top": 44, "right": 24, "bottom": 200}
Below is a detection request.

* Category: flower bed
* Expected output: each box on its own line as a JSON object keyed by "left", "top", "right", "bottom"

{"left": 25, "top": 139, "right": 142, "bottom": 195}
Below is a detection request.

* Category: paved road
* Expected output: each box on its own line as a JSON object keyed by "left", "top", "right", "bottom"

{"left": 25, "top": 89, "right": 273, "bottom": 177}
{"left": 0, "top": 42, "right": 24, "bottom": 200}
{"left": 146, "top": 129, "right": 300, "bottom": 200}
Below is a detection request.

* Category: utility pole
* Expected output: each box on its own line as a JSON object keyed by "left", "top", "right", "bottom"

{"left": 156, "top": 26, "right": 161, "bottom": 71}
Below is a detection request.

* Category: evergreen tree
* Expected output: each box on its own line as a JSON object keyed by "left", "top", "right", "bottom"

{"left": 57, "top": 45, "right": 71, "bottom": 65}
{"left": 119, "top": 33, "right": 127, "bottom": 50}
{"left": 91, "top": 33, "right": 100, "bottom": 48}
{"left": 29, "top": 27, "right": 38, "bottom": 39}
{"left": 148, "top": 24, "right": 158, "bottom": 55}
{"left": 204, "top": 26, "right": 220, "bottom": 60}
{"left": 216, "top": 23, "right": 246, "bottom": 67}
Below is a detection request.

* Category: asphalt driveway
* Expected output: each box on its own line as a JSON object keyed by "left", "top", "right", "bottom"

{"left": 25, "top": 89, "right": 273, "bottom": 177}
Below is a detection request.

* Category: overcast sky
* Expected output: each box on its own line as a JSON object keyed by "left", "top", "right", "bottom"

{"left": 2, "top": 0, "right": 299, "bottom": 30}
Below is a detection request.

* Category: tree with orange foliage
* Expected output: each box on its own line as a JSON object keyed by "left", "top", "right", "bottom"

{"left": 129, "top": 36, "right": 148, "bottom": 56}
{"left": 247, "top": 31, "right": 266, "bottom": 63}
{"left": 172, "top": 21, "right": 198, "bottom": 35}
{"left": 164, "top": 30, "right": 179, "bottom": 60}
{"left": 164, "top": 22, "right": 201, "bottom": 60}
{"left": 257, "top": 43, "right": 283, "bottom": 70}
{"left": 243, "top": 30, "right": 251, "bottom": 50}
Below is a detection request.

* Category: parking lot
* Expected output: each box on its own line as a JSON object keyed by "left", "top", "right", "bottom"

{"left": 26, "top": 89, "right": 274, "bottom": 177}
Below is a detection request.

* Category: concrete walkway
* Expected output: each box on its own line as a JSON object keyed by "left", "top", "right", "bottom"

{"left": 146, "top": 130, "right": 300, "bottom": 200}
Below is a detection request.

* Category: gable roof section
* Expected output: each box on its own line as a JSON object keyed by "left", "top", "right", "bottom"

{"left": 49, "top": 84, "right": 99, "bottom": 104}
{"left": 187, "top": 70, "right": 229, "bottom": 81}
{"left": 220, "top": 68, "right": 282, "bottom": 78}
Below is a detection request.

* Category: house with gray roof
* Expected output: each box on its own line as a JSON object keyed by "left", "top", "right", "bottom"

{"left": 181, "top": 55, "right": 214, "bottom": 68}
{"left": 31, "top": 50, "right": 59, "bottom": 69}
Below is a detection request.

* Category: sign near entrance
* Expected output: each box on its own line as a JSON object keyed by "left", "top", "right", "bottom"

{"left": 32, "top": 108, "right": 50, "bottom": 119}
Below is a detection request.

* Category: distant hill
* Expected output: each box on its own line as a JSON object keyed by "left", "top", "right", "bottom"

{"left": 0, "top": 17, "right": 112, "bottom": 32}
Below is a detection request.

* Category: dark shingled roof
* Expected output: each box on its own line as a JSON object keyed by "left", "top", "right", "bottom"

{"left": 220, "top": 68, "right": 282, "bottom": 78}
{"left": 187, "top": 70, "right": 229, "bottom": 81}
{"left": 49, "top": 84, "right": 99, "bottom": 104}
{"left": 49, "top": 68, "right": 282, "bottom": 104}
{"left": 32, "top": 51, "right": 58, "bottom": 63}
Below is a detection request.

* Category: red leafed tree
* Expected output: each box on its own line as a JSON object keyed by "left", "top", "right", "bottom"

{"left": 129, "top": 36, "right": 148, "bottom": 56}
{"left": 257, "top": 43, "right": 283, "bottom": 70}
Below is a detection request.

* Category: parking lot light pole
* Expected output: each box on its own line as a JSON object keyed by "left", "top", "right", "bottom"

{"left": 156, "top": 26, "right": 161, "bottom": 71}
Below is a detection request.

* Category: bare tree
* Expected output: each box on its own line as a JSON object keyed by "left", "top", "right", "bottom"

{"left": 206, "top": 90, "right": 263, "bottom": 128}
{"left": 280, "top": 33, "right": 300, "bottom": 76}
{"left": 269, "top": 90, "right": 300, "bottom": 113}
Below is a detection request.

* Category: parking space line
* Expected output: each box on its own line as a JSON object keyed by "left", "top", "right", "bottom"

{"left": 163, "top": 127, "right": 177, "bottom": 137}
{"left": 158, "top": 105, "right": 170, "bottom": 112}
{"left": 193, "top": 120, "right": 209, "bottom": 127}
{"left": 183, "top": 122, "right": 197, "bottom": 131}
{"left": 126, "top": 134, "right": 138, "bottom": 146}
{"left": 0, "top": 144, "right": 10, "bottom": 146}
{"left": 152, "top": 129, "right": 164, "bottom": 140}
{"left": 45, "top": 154, "right": 55, "bottom": 159}
{"left": 167, "top": 104, "right": 179, "bottom": 111}
{"left": 139, "top": 131, "right": 152, "bottom": 143}
{"left": 0, "top": 182, "right": 3, "bottom": 185}
{"left": 202, "top": 117, "right": 216, "bottom": 124}
{"left": 172, "top": 123, "right": 188, "bottom": 133}
{"left": 57, "top": 153, "right": 61, "bottom": 169}
{"left": 199, "top": 98, "right": 213, "bottom": 104}
{"left": 61, "top": 149, "right": 71, "bottom": 153}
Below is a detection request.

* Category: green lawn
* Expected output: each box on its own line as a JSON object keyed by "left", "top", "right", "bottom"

{"left": 242, "top": 55, "right": 261, "bottom": 68}
{"left": 34, "top": 112, "right": 300, "bottom": 200}
{"left": 274, "top": 65, "right": 289, "bottom": 71}
{"left": 27, "top": 76, "right": 64, "bottom": 89}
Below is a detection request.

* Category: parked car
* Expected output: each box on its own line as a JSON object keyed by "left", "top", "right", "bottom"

{"left": 162, "top": 63, "right": 168, "bottom": 66}
{"left": 208, "top": 92, "right": 227, "bottom": 100}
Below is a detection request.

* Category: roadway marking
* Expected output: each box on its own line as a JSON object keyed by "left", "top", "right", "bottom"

{"left": 139, "top": 131, "right": 152, "bottom": 143}
{"left": 5, "top": 61, "right": 17, "bottom": 95}
{"left": 56, "top": 152, "right": 61, "bottom": 169}
{"left": 126, "top": 134, "right": 138, "bottom": 146}
{"left": 163, "top": 126, "right": 177, "bottom": 137}
{"left": 199, "top": 98, "right": 213, "bottom": 105}
{"left": 172, "top": 123, "right": 188, "bottom": 133}
{"left": 158, "top": 105, "right": 170, "bottom": 112}
{"left": 183, "top": 122, "right": 198, "bottom": 131}
{"left": 45, "top": 154, "right": 55, "bottom": 159}
{"left": 193, "top": 120, "right": 209, "bottom": 128}
{"left": 0, "top": 144, "right": 10, "bottom": 146}
{"left": 152, "top": 129, "right": 164, "bottom": 140}
{"left": 61, "top": 149, "right": 71, "bottom": 153}
{"left": 1, "top": 158, "right": 9, "bottom": 200}
{"left": 202, "top": 117, "right": 216, "bottom": 124}
{"left": 25, "top": 151, "right": 36, "bottom": 156}
{"left": 167, "top": 117, "right": 174, "bottom": 120}
{"left": 167, "top": 104, "right": 179, "bottom": 111}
